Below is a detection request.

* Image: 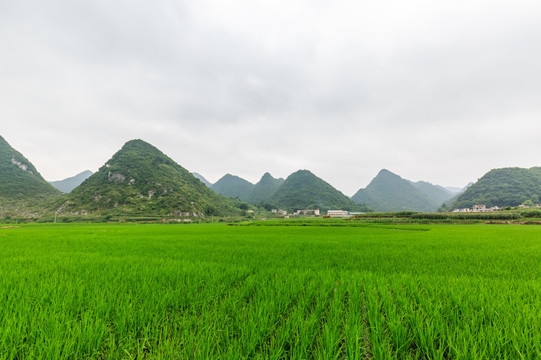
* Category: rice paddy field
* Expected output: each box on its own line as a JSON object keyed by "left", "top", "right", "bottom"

{"left": 1, "top": 222, "right": 540, "bottom": 359}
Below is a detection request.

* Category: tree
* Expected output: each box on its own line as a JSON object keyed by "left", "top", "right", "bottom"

{"left": 522, "top": 200, "right": 535, "bottom": 207}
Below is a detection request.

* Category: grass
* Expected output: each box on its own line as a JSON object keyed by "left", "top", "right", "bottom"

{"left": 0, "top": 223, "right": 540, "bottom": 358}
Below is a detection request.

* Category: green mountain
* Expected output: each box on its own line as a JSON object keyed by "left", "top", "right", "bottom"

{"left": 57, "top": 139, "right": 238, "bottom": 217}
{"left": 0, "top": 135, "right": 60, "bottom": 215}
{"left": 270, "top": 170, "right": 364, "bottom": 211}
{"left": 449, "top": 167, "right": 541, "bottom": 209}
{"left": 352, "top": 169, "right": 454, "bottom": 212}
{"left": 49, "top": 170, "right": 93, "bottom": 193}
{"left": 411, "top": 181, "right": 453, "bottom": 206}
{"left": 245, "top": 172, "right": 284, "bottom": 205}
{"left": 439, "top": 183, "right": 472, "bottom": 211}
{"left": 211, "top": 174, "right": 254, "bottom": 200}
{"left": 192, "top": 172, "right": 213, "bottom": 188}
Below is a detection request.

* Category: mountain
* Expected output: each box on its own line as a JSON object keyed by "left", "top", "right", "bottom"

{"left": 270, "top": 170, "right": 364, "bottom": 211}
{"left": 211, "top": 174, "right": 254, "bottom": 200}
{"left": 445, "top": 186, "right": 464, "bottom": 194}
{"left": 449, "top": 167, "right": 541, "bottom": 209}
{"left": 0, "top": 135, "right": 60, "bottom": 211}
{"left": 245, "top": 172, "right": 284, "bottom": 205}
{"left": 439, "top": 183, "right": 473, "bottom": 211}
{"left": 192, "top": 172, "right": 213, "bottom": 188}
{"left": 57, "top": 139, "right": 238, "bottom": 217}
{"left": 49, "top": 170, "right": 93, "bottom": 193}
{"left": 352, "top": 169, "right": 454, "bottom": 212}
{"left": 411, "top": 181, "right": 453, "bottom": 206}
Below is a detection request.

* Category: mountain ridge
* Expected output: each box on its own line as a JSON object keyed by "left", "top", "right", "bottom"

{"left": 270, "top": 169, "right": 366, "bottom": 212}
{"left": 352, "top": 169, "right": 454, "bottom": 212}
{"left": 49, "top": 170, "right": 93, "bottom": 193}
{"left": 211, "top": 174, "right": 254, "bottom": 200}
{"left": 245, "top": 172, "right": 284, "bottom": 205}
{"left": 0, "top": 135, "right": 60, "bottom": 198}
{"left": 449, "top": 167, "right": 541, "bottom": 209}
{"left": 57, "top": 139, "right": 240, "bottom": 217}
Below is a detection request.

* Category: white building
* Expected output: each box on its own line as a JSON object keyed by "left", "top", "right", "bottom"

{"left": 327, "top": 210, "right": 350, "bottom": 217}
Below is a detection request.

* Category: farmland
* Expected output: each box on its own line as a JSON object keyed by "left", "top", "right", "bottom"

{"left": 0, "top": 223, "right": 540, "bottom": 359}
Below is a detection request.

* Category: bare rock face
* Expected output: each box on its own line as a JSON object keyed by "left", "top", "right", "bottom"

{"left": 11, "top": 157, "right": 34, "bottom": 174}
{"left": 108, "top": 172, "right": 126, "bottom": 183}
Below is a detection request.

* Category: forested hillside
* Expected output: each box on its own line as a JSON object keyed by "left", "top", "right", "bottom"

{"left": 450, "top": 167, "right": 541, "bottom": 208}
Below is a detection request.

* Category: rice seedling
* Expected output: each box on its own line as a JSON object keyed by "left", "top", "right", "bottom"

{"left": 0, "top": 223, "right": 540, "bottom": 358}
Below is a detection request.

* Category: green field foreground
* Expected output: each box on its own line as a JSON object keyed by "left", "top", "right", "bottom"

{"left": 1, "top": 223, "right": 540, "bottom": 359}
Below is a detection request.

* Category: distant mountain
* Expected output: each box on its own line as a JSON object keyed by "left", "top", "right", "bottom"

{"left": 352, "top": 169, "right": 454, "bottom": 212}
{"left": 58, "top": 139, "right": 238, "bottom": 217}
{"left": 211, "top": 174, "right": 254, "bottom": 200}
{"left": 411, "top": 181, "right": 453, "bottom": 206}
{"left": 270, "top": 169, "right": 365, "bottom": 211}
{"left": 192, "top": 172, "right": 213, "bottom": 188}
{"left": 449, "top": 167, "right": 541, "bottom": 209}
{"left": 245, "top": 172, "right": 284, "bottom": 205}
{"left": 49, "top": 170, "right": 93, "bottom": 193}
{"left": 445, "top": 186, "right": 464, "bottom": 194}
{"left": 0, "top": 135, "right": 60, "bottom": 213}
{"left": 439, "top": 183, "right": 473, "bottom": 211}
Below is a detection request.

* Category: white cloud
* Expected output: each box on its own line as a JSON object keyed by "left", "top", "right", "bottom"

{"left": 2, "top": 0, "right": 541, "bottom": 194}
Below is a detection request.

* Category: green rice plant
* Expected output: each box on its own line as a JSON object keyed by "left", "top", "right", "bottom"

{"left": 1, "top": 222, "right": 540, "bottom": 358}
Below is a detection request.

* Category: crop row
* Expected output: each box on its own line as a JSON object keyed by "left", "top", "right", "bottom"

{"left": 0, "top": 223, "right": 540, "bottom": 358}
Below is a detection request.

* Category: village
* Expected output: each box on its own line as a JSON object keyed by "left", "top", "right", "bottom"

{"left": 452, "top": 203, "right": 541, "bottom": 213}
{"left": 271, "top": 209, "right": 355, "bottom": 218}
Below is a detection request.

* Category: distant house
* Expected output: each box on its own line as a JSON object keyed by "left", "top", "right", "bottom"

{"left": 271, "top": 209, "right": 288, "bottom": 216}
{"left": 453, "top": 205, "right": 500, "bottom": 212}
{"left": 327, "top": 210, "right": 349, "bottom": 217}
{"left": 292, "top": 209, "right": 320, "bottom": 216}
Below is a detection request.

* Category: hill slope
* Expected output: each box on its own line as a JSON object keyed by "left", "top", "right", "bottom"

{"left": 411, "top": 181, "right": 454, "bottom": 206}
{"left": 245, "top": 172, "right": 284, "bottom": 205}
{"left": 270, "top": 170, "right": 364, "bottom": 211}
{"left": 450, "top": 167, "right": 541, "bottom": 209}
{"left": 352, "top": 169, "right": 454, "bottom": 212}
{"left": 58, "top": 139, "right": 238, "bottom": 217}
{"left": 0, "top": 135, "right": 60, "bottom": 214}
{"left": 49, "top": 170, "right": 93, "bottom": 193}
{"left": 211, "top": 174, "right": 254, "bottom": 200}
{"left": 192, "top": 172, "right": 213, "bottom": 188}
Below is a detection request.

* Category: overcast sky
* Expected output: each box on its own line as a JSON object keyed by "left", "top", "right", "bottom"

{"left": 2, "top": 0, "right": 541, "bottom": 195}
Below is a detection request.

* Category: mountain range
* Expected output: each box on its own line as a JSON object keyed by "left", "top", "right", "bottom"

{"left": 208, "top": 170, "right": 365, "bottom": 211}
{"left": 2, "top": 133, "right": 540, "bottom": 218}
{"left": 210, "top": 172, "right": 285, "bottom": 206}
{"left": 351, "top": 169, "right": 456, "bottom": 212}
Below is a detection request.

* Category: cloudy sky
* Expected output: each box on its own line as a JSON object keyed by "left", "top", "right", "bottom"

{"left": 2, "top": 0, "right": 541, "bottom": 195}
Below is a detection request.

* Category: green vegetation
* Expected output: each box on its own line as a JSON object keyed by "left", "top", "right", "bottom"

{"left": 354, "top": 211, "right": 524, "bottom": 222}
{"left": 246, "top": 172, "right": 284, "bottom": 205}
{"left": 211, "top": 174, "right": 254, "bottom": 200}
{"left": 192, "top": 172, "right": 213, "bottom": 188}
{"left": 57, "top": 140, "right": 240, "bottom": 218}
{"left": 0, "top": 135, "right": 61, "bottom": 217}
{"left": 0, "top": 223, "right": 540, "bottom": 358}
{"left": 352, "top": 169, "right": 454, "bottom": 212}
{"left": 271, "top": 170, "right": 367, "bottom": 212}
{"left": 450, "top": 167, "right": 541, "bottom": 209}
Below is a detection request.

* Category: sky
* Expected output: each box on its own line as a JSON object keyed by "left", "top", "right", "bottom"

{"left": 2, "top": 0, "right": 541, "bottom": 196}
